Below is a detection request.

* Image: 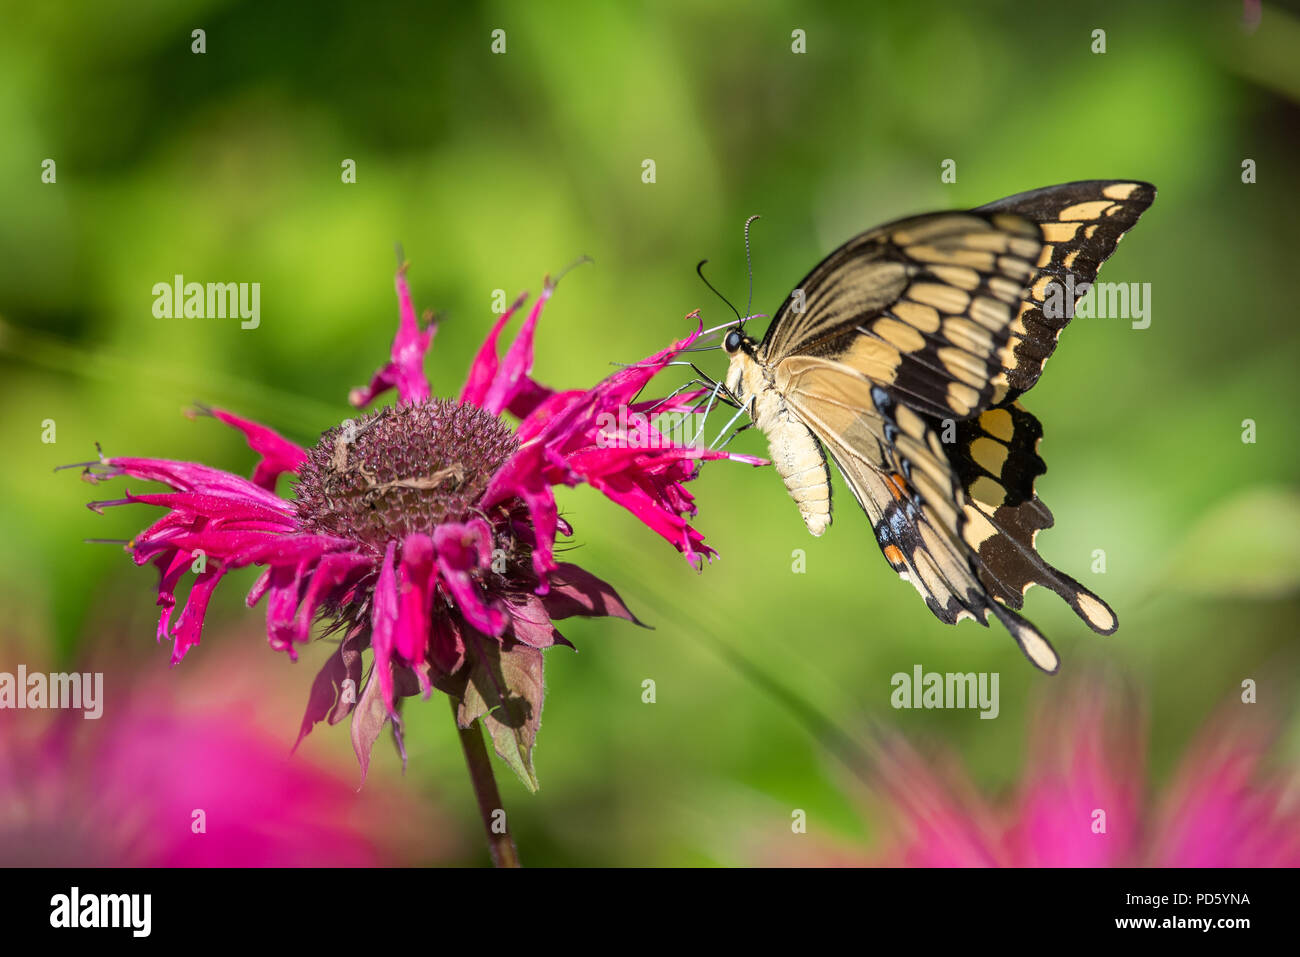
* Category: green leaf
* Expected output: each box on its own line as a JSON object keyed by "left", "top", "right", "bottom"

{"left": 457, "top": 632, "right": 545, "bottom": 792}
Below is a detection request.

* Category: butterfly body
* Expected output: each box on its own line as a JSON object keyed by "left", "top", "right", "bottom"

{"left": 725, "top": 336, "right": 833, "bottom": 536}
{"left": 719, "top": 181, "right": 1155, "bottom": 672}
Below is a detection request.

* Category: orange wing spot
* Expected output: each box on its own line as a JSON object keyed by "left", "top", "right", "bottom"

{"left": 886, "top": 473, "right": 908, "bottom": 501}
{"left": 883, "top": 544, "right": 905, "bottom": 566}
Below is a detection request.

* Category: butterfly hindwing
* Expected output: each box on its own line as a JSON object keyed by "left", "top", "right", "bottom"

{"left": 939, "top": 400, "right": 1118, "bottom": 635}
{"left": 775, "top": 355, "right": 1062, "bottom": 671}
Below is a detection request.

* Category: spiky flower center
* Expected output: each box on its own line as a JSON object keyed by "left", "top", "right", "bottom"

{"left": 294, "top": 399, "right": 518, "bottom": 550}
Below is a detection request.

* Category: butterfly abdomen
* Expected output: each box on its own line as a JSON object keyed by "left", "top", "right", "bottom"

{"left": 750, "top": 388, "right": 832, "bottom": 536}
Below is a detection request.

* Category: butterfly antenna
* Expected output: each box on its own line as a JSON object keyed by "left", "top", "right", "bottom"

{"left": 743, "top": 214, "right": 761, "bottom": 325}
{"left": 700, "top": 318, "right": 746, "bottom": 337}
{"left": 696, "top": 260, "right": 743, "bottom": 324}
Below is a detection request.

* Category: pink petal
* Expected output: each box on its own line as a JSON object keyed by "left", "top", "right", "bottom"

{"left": 168, "top": 567, "right": 226, "bottom": 664}
{"left": 1006, "top": 692, "right": 1143, "bottom": 866}
{"left": 504, "top": 376, "right": 555, "bottom": 420}
{"left": 229, "top": 533, "right": 356, "bottom": 568}
{"left": 349, "top": 266, "right": 435, "bottom": 407}
{"left": 514, "top": 390, "right": 587, "bottom": 444}
{"left": 483, "top": 457, "right": 560, "bottom": 590}
{"left": 395, "top": 534, "right": 437, "bottom": 687}
{"left": 1148, "top": 717, "right": 1300, "bottom": 866}
{"left": 246, "top": 568, "right": 273, "bottom": 607}
{"left": 292, "top": 551, "right": 372, "bottom": 646}
{"left": 204, "top": 408, "right": 308, "bottom": 491}
{"left": 96, "top": 489, "right": 293, "bottom": 527}
{"left": 151, "top": 551, "right": 192, "bottom": 646}
{"left": 586, "top": 472, "right": 714, "bottom": 567}
{"left": 459, "top": 291, "right": 528, "bottom": 407}
{"left": 97, "top": 457, "right": 292, "bottom": 513}
{"left": 369, "top": 541, "right": 400, "bottom": 714}
{"left": 432, "top": 520, "right": 507, "bottom": 634}
{"left": 264, "top": 563, "right": 308, "bottom": 657}
{"left": 482, "top": 283, "right": 553, "bottom": 415}
{"left": 479, "top": 314, "right": 764, "bottom": 570}
{"left": 872, "top": 737, "right": 1007, "bottom": 867}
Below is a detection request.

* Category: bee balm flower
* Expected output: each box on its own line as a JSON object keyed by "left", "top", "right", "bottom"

{"left": 72, "top": 264, "right": 760, "bottom": 789}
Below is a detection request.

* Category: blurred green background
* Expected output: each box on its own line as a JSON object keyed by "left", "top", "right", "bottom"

{"left": 2, "top": 0, "right": 1299, "bottom": 865}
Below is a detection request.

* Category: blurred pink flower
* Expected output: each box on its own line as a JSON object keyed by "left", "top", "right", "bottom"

{"left": 68, "top": 264, "right": 760, "bottom": 784}
{"left": 0, "top": 642, "right": 456, "bottom": 867}
{"left": 778, "top": 683, "right": 1300, "bottom": 867}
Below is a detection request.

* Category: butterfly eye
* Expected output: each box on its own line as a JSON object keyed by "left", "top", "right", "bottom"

{"left": 724, "top": 330, "right": 743, "bottom": 353}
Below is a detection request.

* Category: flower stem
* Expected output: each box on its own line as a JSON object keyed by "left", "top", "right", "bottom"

{"left": 450, "top": 697, "right": 520, "bottom": 868}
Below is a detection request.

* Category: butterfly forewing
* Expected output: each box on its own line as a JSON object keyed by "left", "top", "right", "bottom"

{"left": 760, "top": 209, "right": 1045, "bottom": 420}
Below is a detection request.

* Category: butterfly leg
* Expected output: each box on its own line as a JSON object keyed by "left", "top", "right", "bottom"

{"left": 641, "top": 376, "right": 714, "bottom": 414}
{"left": 688, "top": 380, "right": 727, "bottom": 447}
{"left": 709, "top": 403, "right": 753, "bottom": 450}
{"left": 711, "top": 419, "right": 754, "bottom": 453}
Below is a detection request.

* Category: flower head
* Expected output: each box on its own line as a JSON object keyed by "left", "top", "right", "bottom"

{"left": 73, "top": 264, "right": 760, "bottom": 787}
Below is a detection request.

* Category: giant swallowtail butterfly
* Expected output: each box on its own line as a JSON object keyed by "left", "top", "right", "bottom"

{"left": 718, "top": 181, "right": 1155, "bottom": 672}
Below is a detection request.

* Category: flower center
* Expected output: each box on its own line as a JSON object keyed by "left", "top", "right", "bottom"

{"left": 294, "top": 399, "right": 519, "bottom": 549}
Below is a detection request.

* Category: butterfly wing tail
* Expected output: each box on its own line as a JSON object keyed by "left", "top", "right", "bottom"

{"left": 988, "top": 601, "right": 1060, "bottom": 673}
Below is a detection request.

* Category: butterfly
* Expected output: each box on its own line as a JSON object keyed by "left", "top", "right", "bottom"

{"left": 715, "top": 181, "right": 1156, "bottom": 672}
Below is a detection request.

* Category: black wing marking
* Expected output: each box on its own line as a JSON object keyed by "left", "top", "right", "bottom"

{"left": 973, "top": 180, "right": 1156, "bottom": 399}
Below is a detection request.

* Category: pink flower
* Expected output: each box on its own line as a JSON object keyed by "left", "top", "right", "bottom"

{"left": 0, "top": 641, "right": 456, "bottom": 867}
{"left": 771, "top": 681, "right": 1300, "bottom": 867}
{"left": 70, "top": 264, "right": 761, "bottom": 787}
